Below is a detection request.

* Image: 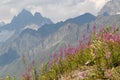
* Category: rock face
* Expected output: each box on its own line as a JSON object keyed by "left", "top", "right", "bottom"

{"left": 98, "top": 0, "right": 120, "bottom": 16}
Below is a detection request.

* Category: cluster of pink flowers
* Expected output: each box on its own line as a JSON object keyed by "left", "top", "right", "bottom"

{"left": 22, "top": 73, "right": 32, "bottom": 80}
{"left": 106, "top": 52, "right": 111, "bottom": 59}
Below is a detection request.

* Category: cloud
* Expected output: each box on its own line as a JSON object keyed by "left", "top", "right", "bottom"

{"left": 0, "top": 0, "right": 109, "bottom": 23}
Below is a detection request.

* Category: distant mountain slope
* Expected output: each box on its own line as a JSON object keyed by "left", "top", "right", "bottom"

{"left": 98, "top": 0, "right": 120, "bottom": 16}
{"left": 90, "top": 14, "right": 120, "bottom": 29}
{"left": 38, "top": 13, "right": 96, "bottom": 37}
{"left": 0, "top": 48, "right": 19, "bottom": 66}
{"left": 0, "top": 22, "right": 5, "bottom": 27}
{"left": 65, "top": 13, "right": 96, "bottom": 25}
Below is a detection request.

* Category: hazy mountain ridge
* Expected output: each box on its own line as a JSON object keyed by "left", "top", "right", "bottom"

{"left": 98, "top": 0, "right": 120, "bottom": 16}
{"left": 0, "top": 22, "right": 5, "bottom": 27}
{"left": 0, "top": 48, "right": 19, "bottom": 66}
{"left": 37, "top": 13, "right": 96, "bottom": 37}
{"left": 0, "top": 0, "right": 120, "bottom": 78}
{"left": 0, "top": 13, "right": 96, "bottom": 55}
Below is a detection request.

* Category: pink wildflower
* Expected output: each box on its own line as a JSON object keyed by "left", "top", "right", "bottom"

{"left": 64, "top": 44, "right": 75, "bottom": 55}
{"left": 27, "top": 66, "right": 31, "bottom": 73}
{"left": 94, "top": 52, "right": 97, "bottom": 58}
{"left": 106, "top": 52, "right": 111, "bottom": 59}
{"left": 82, "top": 34, "right": 86, "bottom": 40}
{"left": 53, "top": 52, "right": 57, "bottom": 59}
{"left": 32, "top": 60, "right": 35, "bottom": 66}
{"left": 93, "top": 24, "right": 96, "bottom": 32}
{"left": 80, "top": 72, "right": 86, "bottom": 78}
{"left": 49, "top": 60, "right": 53, "bottom": 67}
{"left": 74, "top": 47, "right": 79, "bottom": 53}
{"left": 107, "top": 70, "right": 112, "bottom": 78}
{"left": 42, "top": 57, "right": 44, "bottom": 64}
{"left": 60, "top": 47, "right": 63, "bottom": 58}
{"left": 22, "top": 73, "right": 27, "bottom": 78}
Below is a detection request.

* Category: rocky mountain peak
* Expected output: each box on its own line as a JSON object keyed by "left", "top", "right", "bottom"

{"left": 11, "top": 9, "right": 33, "bottom": 24}
{"left": 3, "top": 9, "right": 53, "bottom": 30}
{"left": 19, "top": 9, "right": 32, "bottom": 16}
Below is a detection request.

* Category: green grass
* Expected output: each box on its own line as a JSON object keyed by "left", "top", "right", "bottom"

{"left": 40, "top": 26, "right": 120, "bottom": 80}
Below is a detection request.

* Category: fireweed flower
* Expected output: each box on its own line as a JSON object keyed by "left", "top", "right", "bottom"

{"left": 107, "top": 70, "right": 112, "bottom": 78}
{"left": 80, "top": 72, "right": 86, "bottom": 78}
{"left": 93, "top": 24, "right": 96, "bottom": 33}
{"left": 106, "top": 52, "right": 111, "bottom": 59}
{"left": 48, "top": 60, "right": 53, "bottom": 67}
{"left": 53, "top": 52, "right": 57, "bottom": 58}
{"left": 32, "top": 60, "right": 35, "bottom": 66}
{"left": 104, "top": 32, "right": 111, "bottom": 40}
{"left": 27, "top": 66, "right": 31, "bottom": 73}
{"left": 74, "top": 47, "right": 79, "bottom": 54}
{"left": 65, "top": 45, "right": 75, "bottom": 55}
{"left": 22, "top": 73, "right": 27, "bottom": 78}
{"left": 99, "top": 26, "right": 104, "bottom": 33}
{"left": 60, "top": 47, "right": 63, "bottom": 58}
{"left": 54, "top": 57, "right": 59, "bottom": 63}
{"left": 52, "top": 52, "right": 59, "bottom": 63}
{"left": 94, "top": 52, "right": 97, "bottom": 58}
{"left": 82, "top": 34, "right": 86, "bottom": 40}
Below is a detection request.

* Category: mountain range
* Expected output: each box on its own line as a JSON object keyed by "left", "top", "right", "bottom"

{"left": 0, "top": 0, "right": 120, "bottom": 78}
{"left": 0, "top": 10, "right": 96, "bottom": 77}
{"left": 0, "top": 9, "right": 52, "bottom": 43}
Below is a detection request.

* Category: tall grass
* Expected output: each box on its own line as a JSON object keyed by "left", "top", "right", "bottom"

{"left": 2, "top": 26, "right": 120, "bottom": 80}
{"left": 40, "top": 26, "right": 120, "bottom": 80}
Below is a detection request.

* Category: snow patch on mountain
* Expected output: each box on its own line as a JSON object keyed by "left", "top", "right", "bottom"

{"left": 23, "top": 24, "right": 40, "bottom": 31}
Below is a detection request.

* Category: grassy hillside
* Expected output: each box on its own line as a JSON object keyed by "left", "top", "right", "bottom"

{"left": 1, "top": 26, "right": 120, "bottom": 80}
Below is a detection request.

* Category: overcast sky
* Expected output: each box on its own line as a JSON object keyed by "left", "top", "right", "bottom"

{"left": 0, "top": 0, "right": 109, "bottom": 23}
